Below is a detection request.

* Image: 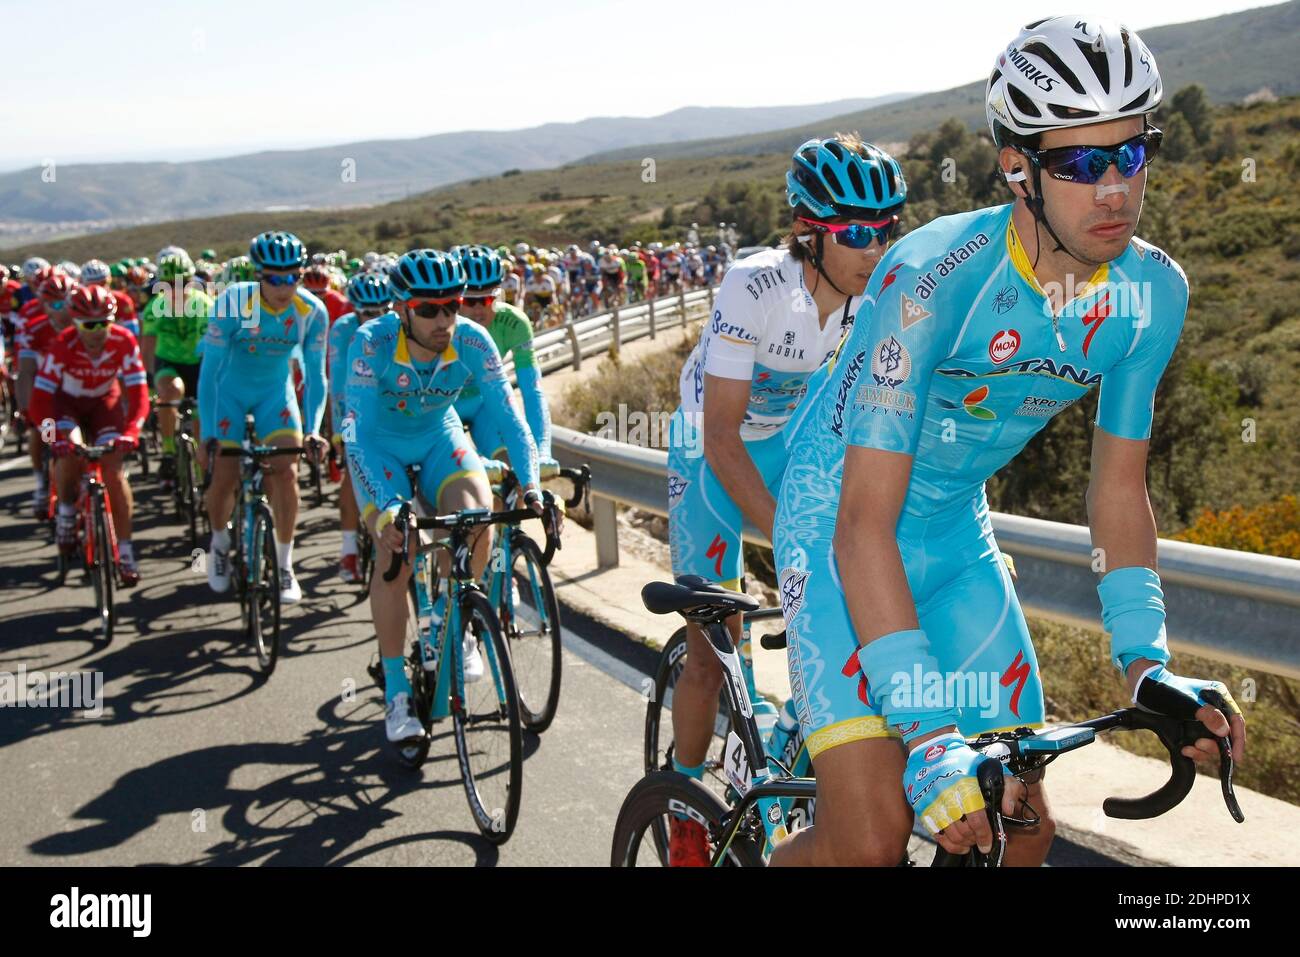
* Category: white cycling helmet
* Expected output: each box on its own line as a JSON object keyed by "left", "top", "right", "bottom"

{"left": 156, "top": 244, "right": 188, "bottom": 264}
{"left": 57, "top": 260, "right": 81, "bottom": 280}
{"left": 986, "top": 15, "right": 1162, "bottom": 144}
{"left": 80, "top": 259, "right": 111, "bottom": 285}
{"left": 22, "top": 257, "right": 50, "bottom": 282}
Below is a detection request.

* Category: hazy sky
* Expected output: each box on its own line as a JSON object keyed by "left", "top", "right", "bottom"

{"left": 1, "top": 0, "right": 1279, "bottom": 170}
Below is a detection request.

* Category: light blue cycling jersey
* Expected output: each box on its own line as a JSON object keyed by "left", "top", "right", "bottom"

{"left": 343, "top": 312, "right": 539, "bottom": 519}
{"left": 774, "top": 203, "right": 1187, "bottom": 759}
{"left": 197, "top": 283, "right": 328, "bottom": 444}
{"left": 327, "top": 310, "right": 374, "bottom": 429}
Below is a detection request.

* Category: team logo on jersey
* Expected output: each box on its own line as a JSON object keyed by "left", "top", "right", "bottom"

{"left": 878, "top": 263, "right": 904, "bottom": 295}
{"left": 783, "top": 331, "right": 796, "bottom": 346}
{"left": 1001, "top": 650, "right": 1032, "bottom": 718}
{"left": 283, "top": 317, "right": 295, "bottom": 335}
{"left": 352, "top": 357, "right": 373, "bottom": 377}
{"left": 1080, "top": 292, "right": 1110, "bottom": 358}
{"left": 667, "top": 471, "right": 690, "bottom": 504}
{"left": 1015, "top": 395, "right": 1077, "bottom": 418}
{"left": 992, "top": 285, "right": 1018, "bottom": 315}
{"left": 900, "top": 292, "right": 931, "bottom": 329}
{"left": 988, "top": 328, "right": 1021, "bottom": 364}
{"left": 830, "top": 350, "right": 867, "bottom": 438}
{"left": 362, "top": 338, "right": 376, "bottom": 357}
{"left": 396, "top": 372, "right": 410, "bottom": 388}
{"left": 778, "top": 567, "right": 810, "bottom": 620}
{"left": 871, "top": 336, "right": 911, "bottom": 389}
{"left": 960, "top": 386, "right": 995, "bottom": 420}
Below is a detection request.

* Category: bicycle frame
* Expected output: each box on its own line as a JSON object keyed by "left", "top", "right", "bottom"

{"left": 77, "top": 450, "right": 120, "bottom": 575}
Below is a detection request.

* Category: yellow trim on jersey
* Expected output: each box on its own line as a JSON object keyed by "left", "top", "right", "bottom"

{"left": 1006, "top": 218, "right": 1108, "bottom": 302}
{"left": 394, "top": 326, "right": 457, "bottom": 369}
{"left": 290, "top": 293, "right": 313, "bottom": 317}
{"left": 805, "top": 715, "right": 898, "bottom": 759}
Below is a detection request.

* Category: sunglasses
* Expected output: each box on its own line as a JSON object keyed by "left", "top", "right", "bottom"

{"left": 408, "top": 297, "right": 461, "bottom": 319}
{"left": 461, "top": 295, "right": 495, "bottom": 308}
{"left": 355, "top": 305, "right": 389, "bottom": 319}
{"left": 261, "top": 272, "right": 302, "bottom": 287}
{"left": 797, "top": 215, "right": 899, "bottom": 248}
{"left": 1025, "top": 128, "right": 1163, "bottom": 184}
{"left": 75, "top": 319, "right": 112, "bottom": 331}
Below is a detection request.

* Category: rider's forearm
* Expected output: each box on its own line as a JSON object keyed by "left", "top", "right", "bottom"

{"left": 142, "top": 335, "right": 156, "bottom": 375}
{"left": 835, "top": 521, "right": 920, "bottom": 641}
{"left": 1086, "top": 479, "right": 1158, "bottom": 573}
{"left": 703, "top": 430, "right": 775, "bottom": 541}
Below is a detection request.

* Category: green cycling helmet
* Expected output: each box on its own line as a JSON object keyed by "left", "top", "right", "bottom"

{"left": 220, "top": 255, "right": 257, "bottom": 284}
{"left": 157, "top": 252, "right": 196, "bottom": 282}
{"left": 200, "top": 248, "right": 217, "bottom": 261}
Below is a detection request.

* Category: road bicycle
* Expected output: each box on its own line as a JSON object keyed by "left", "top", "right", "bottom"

{"left": 611, "top": 575, "right": 1244, "bottom": 867}
{"left": 154, "top": 396, "right": 207, "bottom": 551}
{"left": 369, "top": 493, "right": 561, "bottom": 844}
{"left": 204, "top": 415, "right": 305, "bottom": 674}
{"left": 481, "top": 459, "right": 590, "bottom": 733}
{"left": 641, "top": 601, "right": 814, "bottom": 859}
{"left": 54, "top": 443, "right": 129, "bottom": 644}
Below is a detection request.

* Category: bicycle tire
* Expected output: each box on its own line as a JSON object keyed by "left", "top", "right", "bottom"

{"left": 91, "top": 489, "right": 114, "bottom": 644}
{"left": 501, "top": 532, "right": 562, "bottom": 733}
{"left": 248, "top": 503, "right": 281, "bottom": 673}
{"left": 453, "top": 588, "right": 523, "bottom": 844}
{"left": 610, "top": 771, "right": 763, "bottom": 867}
{"left": 392, "top": 574, "right": 433, "bottom": 768}
{"left": 179, "top": 435, "right": 200, "bottom": 551}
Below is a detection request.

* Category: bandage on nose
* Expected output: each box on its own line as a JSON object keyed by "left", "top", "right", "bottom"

{"left": 1095, "top": 182, "right": 1130, "bottom": 200}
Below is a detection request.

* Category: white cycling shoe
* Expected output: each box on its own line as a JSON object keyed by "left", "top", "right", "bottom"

{"left": 280, "top": 568, "right": 302, "bottom": 604}
{"left": 208, "top": 545, "right": 231, "bottom": 594}
{"left": 463, "top": 632, "right": 484, "bottom": 683}
{"left": 385, "top": 693, "right": 424, "bottom": 743}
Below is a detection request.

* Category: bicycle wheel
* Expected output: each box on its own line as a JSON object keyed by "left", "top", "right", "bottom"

{"left": 453, "top": 589, "right": 523, "bottom": 844}
{"left": 90, "top": 490, "right": 114, "bottom": 644}
{"left": 610, "top": 771, "right": 763, "bottom": 867}
{"left": 248, "top": 503, "right": 281, "bottom": 673}
{"left": 179, "top": 435, "right": 200, "bottom": 550}
{"left": 500, "top": 532, "right": 562, "bottom": 733}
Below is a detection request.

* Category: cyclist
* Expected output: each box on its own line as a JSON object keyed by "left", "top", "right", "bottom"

{"left": 455, "top": 245, "right": 552, "bottom": 464}
{"left": 624, "top": 247, "right": 647, "bottom": 302}
{"left": 522, "top": 263, "right": 557, "bottom": 327}
{"left": 16, "top": 271, "right": 79, "bottom": 518}
{"left": 327, "top": 270, "right": 393, "bottom": 583}
{"left": 197, "top": 230, "right": 328, "bottom": 604}
{"left": 769, "top": 18, "right": 1245, "bottom": 867}
{"left": 343, "top": 248, "right": 541, "bottom": 743}
{"left": 303, "top": 264, "right": 351, "bottom": 324}
{"left": 684, "top": 245, "right": 705, "bottom": 289}
{"left": 29, "top": 285, "right": 149, "bottom": 585}
{"left": 140, "top": 251, "right": 213, "bottom": 488}
{"left": 665, "top": 133, "right": 907, "bottom": 865}
{"left": 660, "top": 244, "right": 684, "bottom": 295}
{"left": 597, "top": 245, "right": 626, "bottom": 307}
{"left": 80, "top": 259, "right": 139, "bottom": 340}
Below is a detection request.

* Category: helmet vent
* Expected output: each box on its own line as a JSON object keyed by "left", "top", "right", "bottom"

{"left": 1023, "top": 41, "right": 1085, "bottom": 95}
{"left": 867, "top": 167, "right": 883, "bottom": 203}
{"left": 845, "top": 161, "right": 866, "bottom": 199}
{"left": 1008, "top": 85, "right": 1042, "bottom": 118}
{"left": 1073, "top": 38, "right": 1111, "bottom": 95}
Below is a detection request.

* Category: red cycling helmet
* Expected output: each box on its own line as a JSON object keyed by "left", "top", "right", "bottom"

{"left": 302, "top": 264, "right": 332, "bottom": 292}
{"left": 68, "top": 284, "right": 118, "bottom": 320}
{"left": 124, "top": 265, "right": 150, "bottom": 288}
{"left": 39, "top": 272, "right": 76, "bottom": 300}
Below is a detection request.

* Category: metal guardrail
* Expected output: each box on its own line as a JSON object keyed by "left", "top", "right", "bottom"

{"left": 551, "top": 426, "right": 1300, "bottom": 678}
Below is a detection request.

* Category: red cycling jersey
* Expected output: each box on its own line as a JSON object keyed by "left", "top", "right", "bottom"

{"left": 318, "top": 289, "right": 350, "bottom": 325}
{"left": 28, "top": 324, "right": 150, "bottom": 442}
{"left": 16, "top": 309, "right": 71, "bottom": 364}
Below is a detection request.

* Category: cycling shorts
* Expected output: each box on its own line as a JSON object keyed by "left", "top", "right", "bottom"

{"left": 346, "top": 421, "right": 483, "bottom": 518}
{"left": 583, "top": 278, "right": 600, "bottom": 293}
{"left": 773, "top": 468, "right": 1045, "bottom": 761}
{"left": 667, "top": 405, "right": 789, "bottom": 590}
{"left": 54, "top": 390, "right": 128, "bottom": 445}
{"left": 210, "top": 377, "right": 301, "bottom": 447}
{"left": 461, "top": 411, "right": 508, "bottom": 463}
{"left": 156, "top": 360, "right": 200, "bottom": 400}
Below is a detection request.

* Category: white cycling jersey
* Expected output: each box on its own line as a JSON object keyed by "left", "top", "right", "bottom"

{"left": 678, "top": 246, "right": 860, "bottom": 441}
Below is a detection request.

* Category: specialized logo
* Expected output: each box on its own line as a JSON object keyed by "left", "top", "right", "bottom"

{"left": 871, "top": 336, "right": 910, "bottom": 389}
{"left": 1001, "top": 650, "right": 1032, "bottom": 719}
{"left": 914, "top": 233, "right": 990, "bottom": 301}
{"left": 988, "top": 328, "right": 1020, "bottom": 365}
{"left": 705, "top": 534, "right": 727, "bottom": 578}
{"left": 282, "top": 317, "right": 295, "bottom": 335}
{"left": 451, "top": 447, "right": 468, "bottom": 466}
{"left": 279, "top": 407, "right": 290, "bottom": 424}
{"left": 666, "top": 471, "right": 690, "bottom": 504}
{"left": 830, "top": 350, "right": 867, "bottom": 438}
{"left": 878, "top": 263, "right": 904, "bottom": 295}
{"left": 992, "top": 285, "right": 1018, "bottom": 315}
{"left": 900, "top": 292, "right": 931, "bottom": 329}
{"left": 1080, "top": 291, "right": 1110, "bottom": 358}
{"left": 841, "top": 650, "right": 871, "bottom": 707}
{"left": 1003, "top": 46, "right": 1058, "bottom": 92}
{"left": 778, "top": 567, "right": 810, "bottom": 620}
{"left": 218, "top": 416, "right": 231, "bottom": 435}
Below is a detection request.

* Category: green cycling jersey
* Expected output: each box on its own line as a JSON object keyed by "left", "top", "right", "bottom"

{"left": 141, "top": 287, "right": 213, "bottom": 365}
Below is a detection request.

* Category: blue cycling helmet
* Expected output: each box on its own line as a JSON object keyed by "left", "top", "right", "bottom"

{"left": 448, "top": 244, "right": 469, "bottom": 261}
{"left": 346, "top": 271, "right": 392, "bottom": 309}
{"left": 249, "top": 230, "right": 307, "bottom": 270}
{"left": 460, "top": 245, "right": 505, "bottom": 292}
{"left": 388, "top": 248, "right": 466, "bottom": 301}
{"left": 786, "top": 137, "right": 907, "bottom": 220}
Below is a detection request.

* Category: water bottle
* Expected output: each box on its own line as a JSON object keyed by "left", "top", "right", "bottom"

{"left": 766, "top": 698, "right": 801, "bottom": 767}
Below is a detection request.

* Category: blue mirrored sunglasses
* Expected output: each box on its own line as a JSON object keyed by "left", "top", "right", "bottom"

{"left": 261, "top": 272, "right": 302, "bottom": 287}
{"left": 1026, "top": 129, "right": 1163, "bottom": 185}
{"left": 797, "top": 215, "right": 898, "bottom": 248}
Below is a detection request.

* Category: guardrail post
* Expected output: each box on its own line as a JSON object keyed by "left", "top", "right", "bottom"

{"left": 593, "top": 496, "right": 619, "bottom": 568}
{"left": 612, "top": 304, "right": 622, "bottom": 356}
{"left": 566, "top": 321, "right": 582, "bottom": 371}
{"left": 678, "top": 290, "right": 687, "bottom": 328}
{"left": 707, "top": 283, "right": 715, "bottom": 312}
{"left": 647, "top": 296, "right": 656, "bottom": 340}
